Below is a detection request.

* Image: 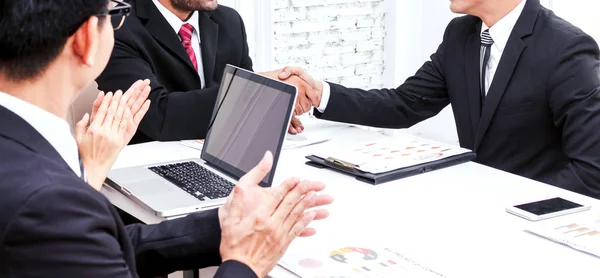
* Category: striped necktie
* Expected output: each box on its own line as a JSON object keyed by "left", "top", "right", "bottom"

{"left": 480, "top": 29, "right": 494, "bottom": 108}
{"left": 178, "top": 23, "right": 199, "bottom": 72}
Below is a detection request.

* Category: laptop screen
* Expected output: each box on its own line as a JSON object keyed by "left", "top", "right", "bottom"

{"left": 201, "top": 65, "right": 297, "bottom": 187}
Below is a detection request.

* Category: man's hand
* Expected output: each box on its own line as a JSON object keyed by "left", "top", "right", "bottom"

{"left": 218, "top": 152, "right": 333, "bottom": 277}
{"left": 262, "top": 69, "right": 317, "bottom": 117}
{"left": 91, "top": 79, "right": 151, "bottom": 143}
{"left": 278, "top": 67, "right": 323, "bottom": 113}
{"left": 288, "top": 116, "right": 304, "bottom": 135}
{"left": 76, "top": 82, "right": 151, "bottom": 191}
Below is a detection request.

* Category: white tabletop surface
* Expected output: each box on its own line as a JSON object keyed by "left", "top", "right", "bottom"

{"left": 104, "top": 118, "right": 600, "bottom": 278}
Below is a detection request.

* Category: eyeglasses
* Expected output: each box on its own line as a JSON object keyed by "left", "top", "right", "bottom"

{"left": 97, "top": 0, "right": 132, "bottom": 30}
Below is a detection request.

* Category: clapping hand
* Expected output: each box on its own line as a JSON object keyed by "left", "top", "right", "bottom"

{"left": 76, "top": 80, "right": 151, "bottom": 190}
{"left": 219, "top": 151, "right": 333, "bottom": 277}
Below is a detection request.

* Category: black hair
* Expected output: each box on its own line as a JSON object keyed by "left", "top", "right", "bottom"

{"left": 0, "top": 0, "right": 109, "bottom": 81}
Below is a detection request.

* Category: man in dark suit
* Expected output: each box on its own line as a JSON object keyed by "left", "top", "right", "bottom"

{"left": 96, "top": 0, "right": 306, "bottom": 144}
{"left": 281, "top": 0, "right": 600, "bottom": 199}
{"left": 0, "top": 0, "right": 332, "bottom": 277}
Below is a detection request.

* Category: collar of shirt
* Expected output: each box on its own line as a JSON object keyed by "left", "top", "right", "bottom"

{"left": 0, "top": 91, "right": 81, "bottom": 177}
{"left": 481, "top": 0, "right": 527, "bottom": 53}
{"left": 152, "top": 0, "right": 201, "bottom": 42}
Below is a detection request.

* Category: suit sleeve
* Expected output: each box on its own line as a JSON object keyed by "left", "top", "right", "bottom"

{"left": 214, "top": 261, "right": 258, "bottom": 278}
{"left": 314, "top": 20, "right": 453, "bottom": 128}
{"left": 3, "top": 186, "right": 137, "bottom": 278}
{"left": 97, "top": 31, "right": 220, "bottom": 141}
{"left": 126, "top": 209, "right": 224, "bottom": 277}
{"left": 547, "top": 34, "right": 600, "bottom": 198}
{"left": 238, "top": 12, "right": 254, "bottom": 71}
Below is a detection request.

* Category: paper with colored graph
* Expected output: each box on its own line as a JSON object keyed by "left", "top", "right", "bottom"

{"left": 279, "top": 243, "right": 447, "bottom": 278}
{"left": 526, "top": 215, "right": 600, "bottom": 258}
{"left": 319, "top": 136, "right": 470, "bottom": 174}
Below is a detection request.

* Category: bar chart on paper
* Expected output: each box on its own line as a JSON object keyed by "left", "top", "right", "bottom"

{"left": 527, "top": 216, "right": 600, "bottom": 257}
{"left": 279, "top": 244, "right": 447, "bottom": 278}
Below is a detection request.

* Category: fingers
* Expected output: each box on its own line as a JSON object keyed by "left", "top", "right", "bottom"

{"left": 310, "top": 208, "right": 330, "bottom": 221}
{"left": 272, "top": 180, "right": 315, "bottom": 224}
{"left": 124, "top": 80, "right": 143, "bottom": 102}
{"left": 104, "top": 90, "right": 123, "bottom": 128}
{"left": 258, "top": 177, "right": 300, "bottom": 217}
{"left": 312, "top": 195, "right": 334, "bottom": 210}
{"left": 288, "top": 123, "right": 298, "bottom": 135}
{"left": 292, "top": 116, "right": 304, "bottom": 131}
{"left": 288, "top": 211, "right": 316, "bottom": 241}
{"left": 133, "top": 100, "right": 151, "bottom": 125}
{"left": 124, "top": 80, "right": 142, "bottom": 109}
{"left": 279, "top": 67, "right": 317, "bottom": 90}
{"left": 90, "top": 92, "right": 113, "bottom": 128}
{"left": 278, "top": 67, "right": 299, "bottom": 80}
{"left": 288, "top": 117, "right": 304, "bottom": 134}
{"left": 127, "top": 79, "right": 151, "bottom": 115}
{"left": 238, "top": 151, "right": 273, "bottom": 186}
{"left": 297, "top": 209, "right": 330, "bottom": 237}
{"left": 75, "top": 113, "right": 90, "bottom": 143}
{"left": 297, "top": 96, "right": 311, "bottom": 115}
{"left": 118, "top": 106, "right": 132, "bottom": 137}
{"left": 227, "top": 186, "right": 245, "bottom": 223}
{"left": 112, "top": 91, "right": 130, "bottom": 133}
{"left": 299, "top": 227, "right": 317, "bottom": 237}
{"left": 90, "top": 91, "right": 104, "bottom": 122}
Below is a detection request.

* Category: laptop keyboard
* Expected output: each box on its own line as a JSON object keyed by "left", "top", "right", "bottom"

{"left": 149, "top": 162, "right": 235, "bottom": 201}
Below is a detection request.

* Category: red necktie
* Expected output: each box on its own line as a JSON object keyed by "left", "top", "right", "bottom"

{"left": 178, "top": 23, "right": 198, "bottom": 71}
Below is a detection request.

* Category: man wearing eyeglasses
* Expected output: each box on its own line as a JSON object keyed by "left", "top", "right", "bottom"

{"left": 96, "top": 0, "right": 308, "bottom": 145}
{"left": 0, "top": 0, "right": 333, "bottom": 277}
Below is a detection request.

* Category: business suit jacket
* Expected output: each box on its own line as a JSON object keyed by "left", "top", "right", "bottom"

{"left": 316, "top": 0, "right": 600, "bottom": 198}
{"left": 97, "top": 0, "right": 253, "bottom": 144}
{"left": 0, "top": 106, "right": 256, "bottom": 277}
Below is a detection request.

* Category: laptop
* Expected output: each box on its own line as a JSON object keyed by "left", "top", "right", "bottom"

{"left": 106, "top": 65, "right": 298, "bottom": 217}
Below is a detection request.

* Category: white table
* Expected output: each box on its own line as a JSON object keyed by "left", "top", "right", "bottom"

{"left": 104, "top": 118, "right": 600, "bottom": 278}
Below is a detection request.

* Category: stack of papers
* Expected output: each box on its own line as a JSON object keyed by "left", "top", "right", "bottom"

{"left": 319, "top": 136, "right": 471, "bottom": 174}
{"left": 279, "top": 240, "right": 447, "bottom": 278}
{"left": 526, "top": 215, "right": 600, "bottom": 257}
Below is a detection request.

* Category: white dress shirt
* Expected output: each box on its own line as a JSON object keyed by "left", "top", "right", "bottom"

{"left": 152, "top": 0, "right": 207, "bottom": 88}
{"left": 0, "top": 91, "right": 82, "bottom": 177}
{"left": 480, "top": 0, "right": 527, "bottom": 94}
{"left": 317, "top": 0, "right": 527, "bottom": 112}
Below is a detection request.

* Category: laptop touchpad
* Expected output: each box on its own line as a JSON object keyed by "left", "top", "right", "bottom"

{"left": 127, "top": 179, "right": 174, "bottom": 196}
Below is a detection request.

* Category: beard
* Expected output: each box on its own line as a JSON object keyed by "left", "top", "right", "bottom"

{"left": 171, "top": 0, "right": 218, "bottom": 11}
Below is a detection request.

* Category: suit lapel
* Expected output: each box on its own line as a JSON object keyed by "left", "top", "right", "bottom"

{"left": 465, "top": 27, "right": 483, "bottom": 137}
{"left": 473, "top": 0, "right": 540, "bottom": 150}
{"left": 137, "top": 0, "right": 197, "bottom": 73}
{"left": 474, "top": 39, "right": 526, "bottom": 149}
{"left": 199, "top": 11, "right": 219, "bottom": 86}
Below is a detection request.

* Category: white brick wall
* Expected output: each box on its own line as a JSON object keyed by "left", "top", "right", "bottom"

{"left": 273, "top": 0, "right": 386, "bottom": 90}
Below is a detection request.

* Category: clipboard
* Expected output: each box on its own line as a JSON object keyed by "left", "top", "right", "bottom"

{"left": 305, "top": 151, "right": 476, "bottom": 185}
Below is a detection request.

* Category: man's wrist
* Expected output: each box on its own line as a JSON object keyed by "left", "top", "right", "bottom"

{"left": 81, "top": 164, "right": 109, "bottom": 191}
{"left": 84, "top": 172, "right": 105, "bottom": 191}
{"left": 314, "top": 80, "right": 324, "bottom": 107}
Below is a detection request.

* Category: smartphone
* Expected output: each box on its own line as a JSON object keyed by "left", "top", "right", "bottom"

{"left": 506, "top": 197, "right": 591, "bottom": 221}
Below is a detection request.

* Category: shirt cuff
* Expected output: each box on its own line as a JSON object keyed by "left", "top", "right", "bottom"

{"left": 316, "top": 80, "right": 331, "bottom": 113}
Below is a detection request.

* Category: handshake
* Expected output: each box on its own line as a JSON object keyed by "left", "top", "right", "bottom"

{"left": 263, "top": 67, "right": 324, "bottom": 117}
